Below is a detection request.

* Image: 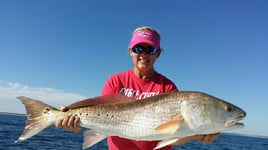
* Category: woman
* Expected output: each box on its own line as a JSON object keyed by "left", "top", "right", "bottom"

{"left": 56, "top": 26, "right": 220, "bottom": 150}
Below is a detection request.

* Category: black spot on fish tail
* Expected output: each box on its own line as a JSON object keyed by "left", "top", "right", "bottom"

{"left": 44, "top": 108, "right": 50, "bottom": 114}
{"left": 16, "top": 96, "right": 57, "bottom": 143}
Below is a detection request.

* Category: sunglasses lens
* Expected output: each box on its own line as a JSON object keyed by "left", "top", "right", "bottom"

{"left": 132, "top": 46, "right": 158, "bottom": 55}
{"left": 132, "top": 46, "right": 143, "bottom": 54}
{"left": 145, "top": 47, "right": 158, "bottom": 55}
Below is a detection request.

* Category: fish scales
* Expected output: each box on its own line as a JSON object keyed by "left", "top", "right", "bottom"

{"left": 75, "top": 94, "right": 182, "bottom": 140}
{"left": 15, "top": 91, "right": 246, "bottom": 149}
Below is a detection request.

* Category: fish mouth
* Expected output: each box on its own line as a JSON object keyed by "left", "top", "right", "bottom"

{"left": 225, "top": 115, "right": 245, "bottom": 129}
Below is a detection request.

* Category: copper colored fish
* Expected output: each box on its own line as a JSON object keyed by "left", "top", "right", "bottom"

{"left": 15, "top": 91, "right": 246, "bottom": 149}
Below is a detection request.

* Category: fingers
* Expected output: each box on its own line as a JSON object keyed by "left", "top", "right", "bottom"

{"left": 196, "top": 133, "right": 220, "bottom": 144}
{"left": 55, "top": 118, "right": 64, "bottom": 128}
{"left": 66, "top": 114, "right": 82, "bottom": 132}
{"left": 200, "top": 134, "right": 213, "bottom": 144}
{"left": 55, "top": 105, "right": 82, "bottom": 132}
{"left": 62, "top": 114, "right": 72, "bottom": 131}
{"left": 67, "top": 114, "right": 75, "bottom": 128}
{"left": 59, "top": 114, "right": 81, "bottom": 132}
{"left": 209, "top": 133, "right": 220, "bottom": 143}
{"left": 55, "top": 105, "right": 69, "bottom": 128}
{"left": 61, "top": 105, "right": 69, "bottom": 112}
{"left": 161, "top": 133, "right": 221, "bottom": 146}
{"left": 74, "top": 115, "right": 83, "bottom": 132}
{"left": 171, "top": 136, "right": 193, "bottom": 145}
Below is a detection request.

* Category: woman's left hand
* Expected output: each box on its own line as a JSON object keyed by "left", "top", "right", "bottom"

{"left": 171, "top": 133, "right": 220, "bottom": 145}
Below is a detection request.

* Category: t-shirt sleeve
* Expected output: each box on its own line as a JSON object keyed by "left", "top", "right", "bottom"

{"left": 164, "top": 79, "right": 179, "bottom": 93}
{"left": 168, "top": 84, "right": 179, "bottom": 92}
{"left": 101, "top": 75, "right": 119, "bottom": 96}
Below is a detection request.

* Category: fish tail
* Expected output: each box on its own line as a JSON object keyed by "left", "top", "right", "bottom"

{"left": 15, "top": 96, "right": 59, "bottom": 143}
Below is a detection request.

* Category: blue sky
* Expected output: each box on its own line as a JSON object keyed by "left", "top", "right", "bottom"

{"left": 0, "top": 1, "right": 267, "bottom": 136}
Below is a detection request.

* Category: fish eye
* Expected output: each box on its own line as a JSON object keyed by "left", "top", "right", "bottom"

{"left": 225, "top": 106, "right": 232, "bottom": 112}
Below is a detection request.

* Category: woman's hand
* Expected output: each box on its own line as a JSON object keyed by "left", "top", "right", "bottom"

{"left": 172, "top": 133, "right": 220, "bottom": 145}
{"left": 55, "top": 106, "right": 83, "bottom": 132}
{"left": 195, "top": 133, "right": 220, "bottom": 144}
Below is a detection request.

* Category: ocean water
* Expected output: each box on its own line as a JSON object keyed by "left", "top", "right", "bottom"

{"left": 0, "top": 113, "right": 267, "bottom": 150}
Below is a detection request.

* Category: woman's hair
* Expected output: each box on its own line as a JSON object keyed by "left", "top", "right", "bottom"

{"left": 133, "top": 26, "right": 161, "bottom": 40}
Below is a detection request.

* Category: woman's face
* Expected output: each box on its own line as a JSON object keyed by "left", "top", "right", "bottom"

{"left": 129, "top": 43, "right": 160, "bottom": 73}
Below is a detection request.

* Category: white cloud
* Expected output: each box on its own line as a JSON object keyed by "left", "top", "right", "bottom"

{"left": 0, "top": 80, "right": 87, "bottom": 114}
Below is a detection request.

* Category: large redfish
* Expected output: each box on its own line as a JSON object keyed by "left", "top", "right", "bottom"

{"left": 15, "top": 91, "right": 246, "bottom": 149}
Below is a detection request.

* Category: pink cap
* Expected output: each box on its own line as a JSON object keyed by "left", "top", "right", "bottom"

{"left": 129, "top": 30, "right": 160, "bottom": 49}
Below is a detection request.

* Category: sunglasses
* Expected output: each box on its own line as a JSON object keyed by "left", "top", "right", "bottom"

{"left": 131, "top": 45, "right": 159, "bottom": 55}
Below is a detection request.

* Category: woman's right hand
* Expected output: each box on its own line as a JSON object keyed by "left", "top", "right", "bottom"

{"left": 55, "top": 106, "right": 83, "bottom": 132}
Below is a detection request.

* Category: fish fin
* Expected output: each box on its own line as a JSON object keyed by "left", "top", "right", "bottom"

{"left": 154, "top": 138, "right": 180, "bottom": 150}
{"left": 69, "top": 94, "right": 135, "bottom": 109}
{"left": 15, "top": 96, "right": 58, "bottom": 143}
{"left": 155, "top": 114, "right": 184, "bottom": 133}
{"left": 83, "top": 130, "right": 107, "bottom": 149}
